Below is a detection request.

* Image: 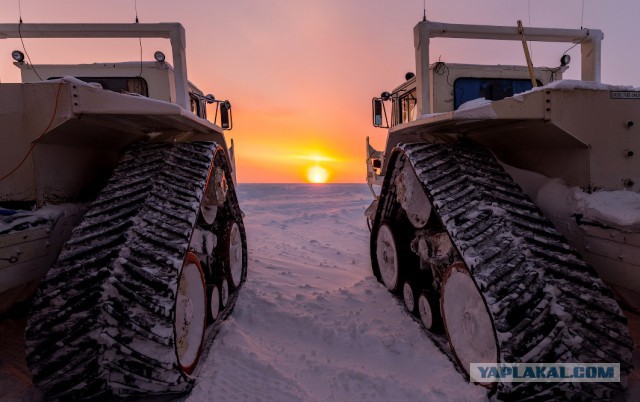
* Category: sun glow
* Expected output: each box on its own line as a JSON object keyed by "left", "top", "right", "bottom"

{"left": 307, "top": 166, "right": 330, "bottom": 183}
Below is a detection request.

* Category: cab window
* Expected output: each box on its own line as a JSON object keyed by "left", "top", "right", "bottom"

{"left": 50, "top": 77, "right": 149, "bottom": 96}
{"left": 453, "top": 77, "right": 541, "bottom": 109}
{"left": 392, "top": 88, "right": 417, "bottom": 126}
{"left": 400, "top": 89, "right": 417, "bottom": 123}
{"left": 189, "top": 94, "right": 207, "bottom": 118}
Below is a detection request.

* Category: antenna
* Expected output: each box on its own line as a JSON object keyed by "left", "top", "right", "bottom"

{"left": 134, "top": 0, "right": 142, "bottom": 76}
{"left": 581, "top": 0, "right": 585, "bottom": 29}
{"left": 423, "top": 0, "right": 427, "bottom": 21}
{"left": 16, "top": 0, "right": 43, "bottom": 80}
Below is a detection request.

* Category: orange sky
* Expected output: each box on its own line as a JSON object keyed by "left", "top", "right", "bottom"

{"left": 2, "top": 0, "right": 640, "bottom": 183}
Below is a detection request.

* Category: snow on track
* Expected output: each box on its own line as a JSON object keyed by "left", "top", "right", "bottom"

{"left": 4, "top": 184, "right": 640, "bottom": 400}
{"left": 186, "top": 184, "right": 486, "bottom": 402}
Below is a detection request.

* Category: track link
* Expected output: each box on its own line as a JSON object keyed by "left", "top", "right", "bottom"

{"left": 25, "top": 141, "right": 247, "bottom": 400}
{"left": 371, "top": 142, "right": 633, "bottom": 400}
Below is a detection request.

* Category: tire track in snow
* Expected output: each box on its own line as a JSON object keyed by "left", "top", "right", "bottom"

{"left": 186, "top": 184, "right": 486, "bottom": 402}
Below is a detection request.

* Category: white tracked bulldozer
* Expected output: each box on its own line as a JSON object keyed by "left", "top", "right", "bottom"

{"left": 366, "top": 18, "right": 636, "bottom": 400}
{"left": 0, "top": 23, "right": 247, "bottom": 399}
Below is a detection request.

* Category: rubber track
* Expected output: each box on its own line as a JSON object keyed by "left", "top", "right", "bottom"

{"left": 25, "top": 141, "right": 246, "bottom": 400}
{"left": 374, "top": 143, "right": 633, "bottom": 401}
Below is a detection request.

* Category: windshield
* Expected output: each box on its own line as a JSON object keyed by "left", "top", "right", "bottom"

{"left": 453, "top": 77, "right": 541, "bottom": 109}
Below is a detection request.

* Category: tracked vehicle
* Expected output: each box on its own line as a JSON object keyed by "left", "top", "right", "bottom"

{"left": 0, "top": 23, "right": 247, "bottom": 399}
{"left": 366, "top": 19, "right": 635, "bottom": 399}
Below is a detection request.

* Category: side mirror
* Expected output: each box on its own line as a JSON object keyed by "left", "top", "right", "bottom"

{"left": 220, "top": 100, "right": 232, "bottom": 130}
{"left": 372, "top": 98, "right": 388, "bottom": 128}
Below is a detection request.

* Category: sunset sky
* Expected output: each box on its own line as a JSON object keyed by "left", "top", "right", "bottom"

{"left": 2, "top": 1, "right": 640, "bottom": 183}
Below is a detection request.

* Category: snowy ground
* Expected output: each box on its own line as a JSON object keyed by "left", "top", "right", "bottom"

{"left": 184, "top": 184, "right": 486, "bottom": 401}
{"left": 4, "top": 183, "right": 640, "bottom": 401}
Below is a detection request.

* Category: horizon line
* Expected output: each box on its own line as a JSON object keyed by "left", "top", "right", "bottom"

{"left": 237, "top": 182, "right": 368, "bottom": 185}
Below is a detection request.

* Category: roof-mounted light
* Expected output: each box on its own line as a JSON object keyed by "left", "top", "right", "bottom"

{"left": 405, "top": 72, "right": 415, "bottom": 80}
{"left": 154, "top": 51, "right": 166, "bottom": 63}
{"left": 560, "top": 54, "right": 571, "bottom": 66}
{"left": 11, "top": 50, "right": 24, "bottom": 63}
{"left": 380, "top": 91, "right": 391, "bottom": 101}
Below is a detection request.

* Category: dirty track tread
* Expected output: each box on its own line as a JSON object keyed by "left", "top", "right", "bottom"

{"left": 374, "top": 143, "right": 633, "bottom": 400}
{"left": 25, "top": 141, "right": 247, "bottom": 399}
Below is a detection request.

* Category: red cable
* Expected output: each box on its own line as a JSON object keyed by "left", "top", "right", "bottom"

{"left": 0, "top": 82, "right": 63, "bottom": 182}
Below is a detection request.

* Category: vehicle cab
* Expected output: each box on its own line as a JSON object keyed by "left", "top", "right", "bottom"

{"left": 375, "top": 62, "right": 564, "bottom": 127}
{"left": 16, "top": 56, "right": 232, "bottom": 128}
{"left": 366, "top": 62, "right": 565, "bottom": 195}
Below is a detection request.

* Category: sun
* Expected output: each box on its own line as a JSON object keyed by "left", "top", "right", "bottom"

{"left": 307, "top": 166, "right": 329, "bottom": 183}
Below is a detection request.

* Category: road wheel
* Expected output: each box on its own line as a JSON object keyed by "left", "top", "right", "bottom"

{"left": 441, "top": 262, "right": 498, "bottom": 378}
{"left": 209, "top": 285, "right": 220, "bottom": 322}
{"left": 227, "top": 221, "right": 244, "bottom": 288}
{"left": 403, "top": 282, "right": 415, "bottom": 313}
{"left": 175, "top": 252, "right": 207, "bottom": 375}
{"left": 375, "top": 223, "right": 400, "bottom": 291}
